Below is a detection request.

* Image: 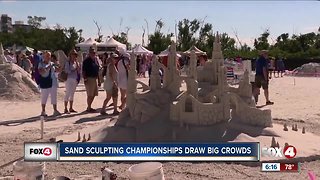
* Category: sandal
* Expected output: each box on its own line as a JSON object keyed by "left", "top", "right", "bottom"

{"left": 64, "top": 109, "right": 69, "bottom": 114}
{"left": 266, "top": 101, "right": 274, "bottom": 105}
{"left": 86, "top": 108, "right": 96, "bottom": 113}
{"left": 112, "top": 111, "right": 120, "bottom": 115}
{"left": 100, "top": 111, "right": 108, "bottom": 115}
{"left": 69, "top": 109, "right": 77, "bottom": 113}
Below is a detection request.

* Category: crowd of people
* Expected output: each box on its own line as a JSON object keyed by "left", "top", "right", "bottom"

{"left": 3, "top": 47, "right": 132, "bottom": 117}
{"left": 3, "top": 46, "right": 285, "bottom": 115}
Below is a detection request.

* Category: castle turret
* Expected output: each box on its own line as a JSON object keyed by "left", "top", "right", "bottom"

{"left": 186, "top": 50, "right": 198, "bottom": 98}
{"left": 211, "top": 32, "right": 224, "bottom": 84}
{"left": 127, "top": 51, "right": 138, "bottom": 118}
{"left": 0, "top": 43, "right": 4, "bottom": 64}
{"left": 150, "top": 55, "right": 161, "bottom": 90}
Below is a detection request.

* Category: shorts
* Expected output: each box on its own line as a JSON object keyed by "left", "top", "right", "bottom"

{"left": 255, "top": 75, "right": 268, "bottom": 90}
{"left": 84, "top": 77, "right": 98, "bottom": 97}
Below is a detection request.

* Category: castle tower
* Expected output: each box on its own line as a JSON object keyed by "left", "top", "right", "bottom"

{"left": 165, "top": 42, "right": 181, "bottom": 96}
{"left": 211, "top": 32, "right": 225, "bottom": 85}
{"left": 186, "top": 50, "right": 198, "bottom": 98}
{"left": 127, "top": 51, "right": 138, "bottom": 118}
{"left": 0, "top": 43, "right": 4, "bottom": 64}
{"left": 189, "top": 50, "right": 198, "bottom": 80}
{"left": 150, "top": 55, "right": 161, "bottom": 90}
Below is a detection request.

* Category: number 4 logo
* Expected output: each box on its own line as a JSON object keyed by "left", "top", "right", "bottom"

{"left": 283, "top": 146, "right": 297, "bottom": 159}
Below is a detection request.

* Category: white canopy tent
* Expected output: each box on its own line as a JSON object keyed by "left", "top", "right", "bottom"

{"left": 128, "top": 44, "right": 153, "bottom": 55}
{"left": 158, "top": 45, "right": 181, "bottom": 57}
{"left": 102, "top": 37, "right": 127, "bottom": 52}
{"left": 75, "top": 38, "right": 100, "bottom": 51}
{"left": 183, "top": 45, "right": 206, "bottom": 56}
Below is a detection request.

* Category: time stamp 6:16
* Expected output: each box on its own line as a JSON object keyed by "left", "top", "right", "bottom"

{"left": 261, "top": 163, "right": 300, "bottom": 172}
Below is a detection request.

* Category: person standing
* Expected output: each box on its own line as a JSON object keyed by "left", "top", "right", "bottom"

{"left": 277, "top": 57, "right": 285, "bottom": 77}
{"left": 268, "top": 57, "right": 275, "bottom": 79}
{"left": 100, "top": 53, "right": 119, "bottom": 115}
{"left": 64, "top": 49, "right": 80, "bottom": 114}
{"left": 253, "top": 50, "right": 274, "bottom": 105}
{"left": 20, "top": 53, "right": 33, "bottom": 74}
{"left": 117, "top": 53, "right": 130, "bottom": 110}
{"left": 38, "top": 51, "right": 61, "bottom": 116}
{"left": 82, "top": 47, "right": 101, "bottom": 113}
{"left": 32, "top": 49, "right": 43, "bottom": 85}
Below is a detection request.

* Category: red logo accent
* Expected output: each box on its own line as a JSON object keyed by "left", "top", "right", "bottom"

{"left": 43, "top": 147, "right": 52, "bottom": 156}
{"left": 283, "top": 146, "right": 297, "bottom": 159}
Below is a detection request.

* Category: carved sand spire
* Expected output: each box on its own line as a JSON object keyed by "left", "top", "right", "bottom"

{"left": 150, "top": 55, "right": 161, "bottom": 91}
{"left": 0, "top": 43, "right": 4, "bottom": 64}
{"left": 271, "top": 137, "right": 277, "bottom": 148}
{"left": 82, "top": 134, "right": 86, "bottom": 142}
{"left": 77, "top": 132, "right": 81, "bottom": 141}
{"left": 127, "top": 51, "right": 137, "bottom": 118}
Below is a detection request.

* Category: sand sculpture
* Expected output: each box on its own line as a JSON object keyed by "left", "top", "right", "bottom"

{"left": 0, "top": 42, "right": 40, "bottom": 100}
{"left": 95, "top": 32, "right": 272, "bottom": 142}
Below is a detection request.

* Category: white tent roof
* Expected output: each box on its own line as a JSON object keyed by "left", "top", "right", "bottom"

{"left": 103, "top": 37, "right": 127, "bottom": 51}
{"left": 75, "top": 38, "right": 100, "bottom": 48}
{"left": 158, "top": 45, "right": 181, "bottom": 57}
{"left": 183, "top": 45, "right": 206, "bottom": 55}
{"left": 129, "top": 44, "right": 153, "bottom": 55}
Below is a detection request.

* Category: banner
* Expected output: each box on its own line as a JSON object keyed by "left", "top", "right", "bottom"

{"left": 25, "top": 142, "right": 259, "bottom": 161}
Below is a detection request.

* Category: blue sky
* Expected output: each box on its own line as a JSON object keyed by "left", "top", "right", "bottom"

{"left": 0, "top": 1, "right": 319, "bottom": 47}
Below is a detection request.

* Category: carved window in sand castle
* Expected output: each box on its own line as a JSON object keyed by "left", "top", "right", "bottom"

{"left": 185, "top": 98, "right": 193, "bottom": 112}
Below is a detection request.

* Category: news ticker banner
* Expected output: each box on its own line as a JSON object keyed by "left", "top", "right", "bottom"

{"left": 24, "top": 142, "right": 259, "bottom": 161}
{"left": 261, "top": 163, "right": 300, "bottom": 172}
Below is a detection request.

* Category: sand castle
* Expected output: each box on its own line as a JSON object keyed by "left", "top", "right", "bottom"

{"left": 95, "top": 32, "right": 272, "bottom": 142}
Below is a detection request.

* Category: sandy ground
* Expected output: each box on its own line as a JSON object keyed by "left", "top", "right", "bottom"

{"left": 0, "top": 76, "right": 320, "bottom": 179}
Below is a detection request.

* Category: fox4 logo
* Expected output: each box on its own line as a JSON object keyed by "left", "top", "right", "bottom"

{"left": 261, "top": 145, "right": 297, "bottom": 159}
{"left": 30, "top": 147, "right": 52, "bottom": 156}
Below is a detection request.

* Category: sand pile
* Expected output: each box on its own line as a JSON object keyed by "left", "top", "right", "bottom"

{"left": 293, "top": 62, "right": 320, "bottom": 76}
{"left": 0, "top": 63, "right": 40, "bottom": 101}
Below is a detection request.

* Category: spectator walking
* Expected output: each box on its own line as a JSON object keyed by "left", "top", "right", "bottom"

{"left": 82, "top": 47, "right": 101, "bottom": 113}
{"left": 100, "top": 53, "right": 119, "bottom": 115}
{"left": 253, "top": 50, "right": 274, "bottom": 105}
{"left": 64, "top": 49, "right": 81, "bottom": 114}
{"left": 117, "top": 52, "right": 130, "bottom": 110}
{"left": 38, "top": 51, "right": 61, "bottom": 116}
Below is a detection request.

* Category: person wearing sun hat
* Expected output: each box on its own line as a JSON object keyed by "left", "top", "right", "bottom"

{"left": 117, "top": 52, "right": 130, "bottom": 110}
{"left": 100, "top": 53, "right": 120, "bottom": 115}
{"left": 253, "top": 50, "right": 274, "bottom": 105}
{"left": 64, "top": 49, "right": 81, "bottom": 114}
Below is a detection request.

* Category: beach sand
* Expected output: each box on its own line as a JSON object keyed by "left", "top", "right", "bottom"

{"left": 0, "top": 76, "right": 319, "bottom": 179}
